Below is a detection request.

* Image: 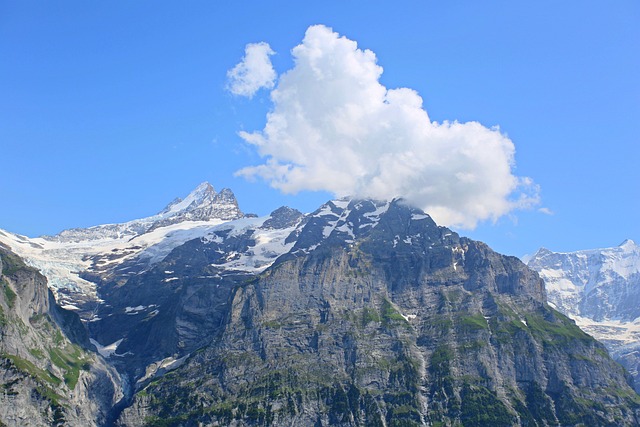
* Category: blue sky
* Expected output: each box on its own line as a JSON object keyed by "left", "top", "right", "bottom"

{"left": 1, "top": 1, "right": 638, "bottom": 257}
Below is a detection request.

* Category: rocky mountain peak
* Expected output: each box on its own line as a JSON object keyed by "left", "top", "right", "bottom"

{"left": 261, "top": 206, "right": 304, "bottom": 230}
{"left": 619, "top": 239, "right": 637, "bottom": 249}
{"left": 185, "top": 181, "right": 217, "bottom": 207}
{"left": 115, "top": 195, "right": 639, "bottom": 426}
{"left": 214, "top": 187, "right": 235, "bottom": 201}
{"left": 158, "top": 181, "right": 217, "bottom": 216}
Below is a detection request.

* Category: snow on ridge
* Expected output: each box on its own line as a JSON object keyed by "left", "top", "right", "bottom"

{"left": 330, "top": 199, "right": 351, "bottom": 209}
{"left": 161, "top": 182, "right": 215, "bottom": 217}
{"left": 0, "top": 217, "right": 232, "bottom": 303}
{"left": 204, "top": 216, "right": 298, "bottom": 273}
{"left": 411, "top": 213, "right": 429, "bottom": 221}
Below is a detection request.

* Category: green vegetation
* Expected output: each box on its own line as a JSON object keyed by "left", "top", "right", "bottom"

{"left": 548, "top": 384, "right": 614, "bottom": 426}
{"left": 0, "top": 250, "right": 29, "bottom": 276}
{"left": 486, "top": 305, "right": 529, "bottom": 344}
{"left": 28, "top": 348, "right": 46, "bottom": 360}
{"left": 443, "top": 288, "right": 463, "bottom": 303}
{"left": 262, "top": 320, "right": 282, "bottom": 329}
{"left": 1, "top": 378, "right": 20, "bottom": 396}
{"left": 53, "top": 330, "right": 65, "bottom": 345}
{"left": 2, "top": 352, "right": 61, "bottom": 386}
{"left": 459, "top": 340, "right": 486, "bottom": 352}
{"left": 423, "top": 316, "right": 453, "bottom": 336}
{"left": 512, "top": 382, "right": 556, "bottom": 425}
{"left": 362, "top": 307, "right": 381, "bottom": 325}
{"left": 604, "top": 384, "right": 640, "bottom": 405}
{"left": 460, "top": 383, "right": 514, "bottom": 426}
{"left": 1, "top": 279, "right": 16, "bottom": 308}
{"left": 381, "top": 298, "right": 408, "bottom": 325}
{"left": 524, "top": 310, "right": 592, "bottom": 345}
{"left": 143, "top": 415, "right": 189, "bottom": 427}
{"left": 459, "top": 314, "right": 488, "bottom": 332}
{"left": 29, "top": 313, "right": 47, "bottom": 324}
{"left": 428, "top": 345, "right": 457, "bottom": 420}
{"left": 48, "top": 345, "right": 91, "bottom": 389}
{"left": 33, "top": 384, "right": 66, "bottom": 425}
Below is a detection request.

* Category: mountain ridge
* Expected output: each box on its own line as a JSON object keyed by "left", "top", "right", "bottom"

{"left": 0, "top": 183, "right": 639, "bottom": 425}
{"left": 527, "top": 240, "right": 640, "bottom": 392}
{"left": 118, "top": 197, "right": 639, "bottom": 426}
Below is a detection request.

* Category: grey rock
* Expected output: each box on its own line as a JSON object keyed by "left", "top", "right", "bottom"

{"left": 0, "top": 248, "right": 123, "bottom": 427}
{"left": 119, "top": 199, "right": 639, "bottom": 426}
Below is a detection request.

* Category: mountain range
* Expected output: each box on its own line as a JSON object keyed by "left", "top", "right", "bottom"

{"left": 527, "top": 240, "right": 640, "bottom": 392}
{"left": 1, "top": 182, "right": 638, "bottom": 426}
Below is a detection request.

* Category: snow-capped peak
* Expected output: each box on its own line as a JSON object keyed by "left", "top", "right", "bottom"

{"left": 159, "top": 182, "right": 217, "bottom": 216}
{"left": 528, "top": 240, "right": 640, "bottom": 321}
{"left": 619, "top": 239, "right": 637, "bottom": 249}
{"left": 0, "top": 183, "right": 246, "bottom": 312}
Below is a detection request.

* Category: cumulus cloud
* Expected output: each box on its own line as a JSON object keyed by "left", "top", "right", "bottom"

{"left": 227, "top": 42, "right": 276, "bottom": 97}
{"left": 235, "top": 25, "right": 539, "bottom": 229}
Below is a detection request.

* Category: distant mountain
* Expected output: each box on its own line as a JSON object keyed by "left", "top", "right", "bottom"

{"left": 1, "top": 185, "right": 638, "bottom": 426}
{"left": 528, "top": 240, "right": 640, "bottom": 392}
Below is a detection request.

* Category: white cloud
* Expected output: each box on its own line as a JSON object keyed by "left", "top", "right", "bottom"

{"left": 235, "top": 25, "right": 539, "bottom": 229}
{"left": 538, "top": 207, "right": 554, "bottom": 215}
{"left": 227, "top": 42, "right": 276, "bottom": 97}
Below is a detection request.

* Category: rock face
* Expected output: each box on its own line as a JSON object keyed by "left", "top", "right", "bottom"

{"left": 118, "top": 200, "right": 640, "bottom": 426}
{"left": 0, "top": 246, "right": 122, "bottom": 427}
{"left": 528, "top": 240, "right": 640, "bottom": 392}
{"left": 87, "top": 206, "right": 303, "bottom": 386}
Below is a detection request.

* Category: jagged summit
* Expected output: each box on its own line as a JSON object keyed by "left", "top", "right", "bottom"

{"left": 150, "top": 184, "right": 242, "bottom": 230}
{"left": 620, "top": 238, "right": 637, "bottom": 249}
{"left": 159, "top": 181, "right": 217, "bottom": 216}
{"left": 44, "top": 182, "right": 243, "bottom": 243}
{"left": 0, "top": 183, "right": 245, "bottom": 313}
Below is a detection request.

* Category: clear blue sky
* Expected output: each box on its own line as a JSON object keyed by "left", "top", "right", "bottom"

{"left": 1, "top": 1, "right": 638, "bottom": 257}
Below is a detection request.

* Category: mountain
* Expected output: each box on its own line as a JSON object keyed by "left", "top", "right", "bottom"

{"left": 85, "top": 206, "right": 304, "bottom": 385}
{"left": 0, "top": 182, "right": 244, "bottom": 318}
{"left": 0, "top": 246, "right": 122, "bottom": 426}
{"left": 117, "top": 199, "right": 639, "bottom": 426}
{"left": 1, "top": 184, "right": 639, "bottom": 426}
{"left": 527, "top": 240, "right": 640, "bottom": 392}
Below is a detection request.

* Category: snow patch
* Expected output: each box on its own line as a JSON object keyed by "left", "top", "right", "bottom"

{"left": 90, "top": 338, "right": 123, "bottom": 358}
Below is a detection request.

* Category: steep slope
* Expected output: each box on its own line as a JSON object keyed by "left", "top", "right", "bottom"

{"left": 0, "top": 246, "right": 122, "bottom": 427}
{"left": 119, "top": 200, "right": 640, "bottom": 426}
{"left": 528, "top": 240, "right": 640, "bottom": 392}
{"left": 86, "top": 206, "right": 303, "bottom": 387}
{"left": 0, "top": 182, "right": 243, "bottom": 318}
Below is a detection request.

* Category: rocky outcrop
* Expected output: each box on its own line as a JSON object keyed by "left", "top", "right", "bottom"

{"left": 0, "top": 247, "right": 122, "bottom": 426}
{"left": 119, "top": 200, "right": 640, "bottom": 426}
